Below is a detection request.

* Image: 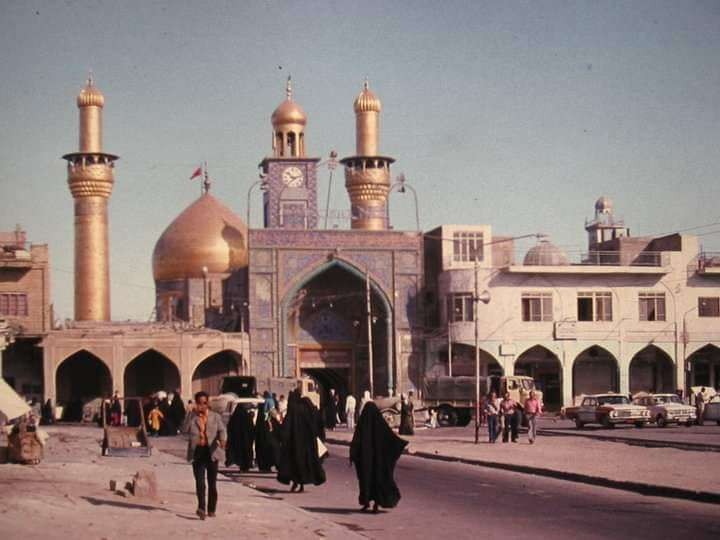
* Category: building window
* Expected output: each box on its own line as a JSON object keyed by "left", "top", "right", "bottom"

{"left": 639, "top": 292, "right": 666, "bottom": 321}
{"left": 0, "top": 293, "right": 28, "bottom": 317}
{"left": 577, "top": 292, "right": 613, "bottom": 322}
{"left": 698, "top": 297, "right": 720, "bottom": 317}
{"left": 446, "top": 293, "right": 474, "bottom": 322}
{"left": 521, "top": 292, "right": 553, "bottom": 322}
{"left": 453, "top": 232, "right": 483, "bottom": 263}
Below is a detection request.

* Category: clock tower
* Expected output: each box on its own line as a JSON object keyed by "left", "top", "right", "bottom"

{"left": 259, "top": 77, "right": 320, "bottom": 229}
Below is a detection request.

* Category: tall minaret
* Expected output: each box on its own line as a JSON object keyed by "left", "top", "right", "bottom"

{"left": 341, "top": 80, "right": 394, "bottom": 230}
{"left": 62, "top": 76, "right": 118, "bottom": 321}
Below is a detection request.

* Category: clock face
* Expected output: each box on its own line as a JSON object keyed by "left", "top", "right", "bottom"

{"left": 282, "top": 166, "right": 304, "bottom": 187}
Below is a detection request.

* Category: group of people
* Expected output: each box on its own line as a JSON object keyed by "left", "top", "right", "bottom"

{"left": 99, "top": 390, "right": 188, "bottom": 437}
{"left": 184, "top": 387, "right": 408, "bottom": 519}
{"left": 484, "top": 390, "right": 543, "bottom": 444}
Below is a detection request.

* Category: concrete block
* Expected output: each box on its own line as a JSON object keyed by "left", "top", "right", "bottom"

{"left": 131, "top": 470, "right": 158, "bottom": 499}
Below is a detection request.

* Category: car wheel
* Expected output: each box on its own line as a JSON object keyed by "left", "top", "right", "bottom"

{"left": 685, "top": 421, "right": 693, "bottom": 427}
{"left": 634, "top": 422, "right": 645, "bottom": 428}
{"left": 601, "top": 416, "right": 613, "bottom": 429}
{"left": 575, "top": 418, "right": 584, "bottom": 429}
{"left": 656, "top": 415, "right": 666, "bottom": 428}
{"left": 437, "top": 406, "right": 458, "bottom": 427}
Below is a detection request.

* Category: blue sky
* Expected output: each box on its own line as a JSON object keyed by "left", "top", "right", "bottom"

{"left": 1, "top": 0, "right": 719, "bottom": 321}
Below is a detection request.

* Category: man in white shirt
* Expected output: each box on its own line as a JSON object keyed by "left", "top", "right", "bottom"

{"left": 345, "top": 394, "right": 357, "bottom": 430}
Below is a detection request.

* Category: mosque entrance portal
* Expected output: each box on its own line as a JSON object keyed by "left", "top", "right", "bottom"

{"left": 55, "top": 350, "right": 112, "bottom": 421}
{"left": 124, "top": 349, "right": 180, "bottom": 397}
{"left": 285, "top": 263, "right": 391, "bottom": 400}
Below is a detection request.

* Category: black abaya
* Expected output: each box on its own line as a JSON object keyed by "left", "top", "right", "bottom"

{"left": 255, "top": 409, "right": 281, "bottom": 472}
{"left": 350, "top": 402, "right": 408, "bottom": 509}
{"left": 169, "top": 394, "right": 186, "bottom": 432}
{"left": 399, "top": 400, "right": 415, "bottom": 436}
{"left": 276, "top": 390, "right": 326, "bottom": 487}
{"left": 226, "top": 405, "right": 255, "bottom": 471}
{"left": 323, "top": 393, "right": 338, "bottom": 430}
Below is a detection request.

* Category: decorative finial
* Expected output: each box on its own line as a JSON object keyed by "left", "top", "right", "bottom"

{"left": 363, "top": 77, "right": 369, "bottom": 91}
{"left": 87, "top": 70, "right": 94, "bottom": 87}
{"left": 286, "top": 75, "right": 292, "bottom": 100}
{"left": 202, "top": 161, "right": 211, "bottom": 194}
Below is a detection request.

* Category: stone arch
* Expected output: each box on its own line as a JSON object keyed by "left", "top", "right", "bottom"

{"left": 686, "top": 343, "right": 720, "bottom": 391}
{"left": 124, "top": 349, "right": 181, "bottom": 397}
{"left": 281, "top": 257, "right": 394, "bottom": 396}
{"left": 629, "top": 345, "right": 675, "bottom": 395}
{"left": 514, "top": 345, "right": 562, "bottom": 410}
{"left": 191, "top": 349, "right": 245, "bottom": 395}
{"left": 572, "top": 346, "right": 619, "bottom": 402}
{"left": 55, "top": 350, "right": 113, "bottom": 421}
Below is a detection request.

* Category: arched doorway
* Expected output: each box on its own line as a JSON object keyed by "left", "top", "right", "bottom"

{"left": 192, "top": 350, "right": 244, "bottom": 395}
{"left": 55, "top": 350, "right": 112, "bottom": 421}
{"left": 515, "top": 345, "right": 562, "bottom": 410}
{"left": 686, "top": 344, "right": 720, "bottom": 391}
{"left": 284, "top": 261, "right": 392, "bottom": 399}
{"left": 629, "top": 346, "right": 674, "bottom": 394}
{"left": 124, "top": 349, "right": 180, "bottom": 397}
{"left": 438, "top": 343, "right": 503, "bottom": 378}
{"left": 573, "top": 346, "right": 619, "bottom": 402}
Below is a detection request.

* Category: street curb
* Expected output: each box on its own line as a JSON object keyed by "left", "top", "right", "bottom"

{"left": 326, "top": 437, "right": 720, "bottom": 506}
{"left": 536, "top": 429, "right": 720, "bottom": 453}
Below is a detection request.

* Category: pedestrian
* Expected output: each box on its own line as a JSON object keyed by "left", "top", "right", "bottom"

{"left": 256, "top": 406, "right": 281, "bottom": 473}
{"left": 324, "top": 388, "right": 338, "bottom": 431}
{"left": 350, "top": 401, "right": 408, "bottom": 513}
{"left": 278, "top": 394, "right": 288, "bottom": 419}
{"left": 147, "top": 401, "right": 164, "bottom": 436}
{"left": 484, "top": 391, "right": 500, "bottom": 443}
{"left": 183, "top": 391, "right": 227, "bottom": 520}
{"left": 398, "top": 394, "right": 414, "bottom": 436}
{"left": 276, "top": 389, "right": 326, "bottom": 493}
{"left": 40, "top": 398, "right": 54, "bottom": 426}
{"left": 696, "top": 387, "right": 706, "bottom": 426}
{"left": 360, "top": 390, "right": 372, "bottom": 414}
{"left": 226, "top": 404, "right": 255, "bottom": 472}
{"left": 500, "top": 392, "right": 518, "bottom": 443}
{"left": 345, "top": 393, "right": 357, "bottom": 431}
{"left": 159, "top": 396, "right": 175, "bottom": 436}
{"left": 524, "top": 390, "right": 543, "bottom": 444}
{"left": 170, "top": 390, "right": 186, "bottom": 434}
{"left": 126, "top": 398, "right": 142, "bottom": 427}
{"left": 110, "top": 392, "right": 122, "bottom": 426}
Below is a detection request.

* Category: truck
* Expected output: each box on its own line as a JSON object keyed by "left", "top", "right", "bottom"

{"left": 210, "top": 375, "right": 320, "bottom": 425}
{"left": 380, "top": 375, "right": 542, "bottom": 428}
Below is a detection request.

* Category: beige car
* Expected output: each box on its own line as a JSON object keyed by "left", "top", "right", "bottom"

{"left": 634, "top": 394, "right": 696, "bottom": 427}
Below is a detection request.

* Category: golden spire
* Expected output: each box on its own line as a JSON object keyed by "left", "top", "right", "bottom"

{"left": 77, "top": 72, "right": 105, "bottom": 109}
{"left": 286, "top": 75, "right": 293, "bottom": 100}
{"left": 353, "top": 77, "right": 381, "bottom": 114}
{"left": 271, "top": 76, "right": 307, "bottom": 157}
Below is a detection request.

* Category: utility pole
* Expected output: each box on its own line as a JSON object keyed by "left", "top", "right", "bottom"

{"left": 474, "top": 259, "right": 480, "bottom": 444}
{"left": 366, "top": 269, "right": 374, "bottom": 397}
{"left": 448, "top": 320, "right": 453, "bottom": 377}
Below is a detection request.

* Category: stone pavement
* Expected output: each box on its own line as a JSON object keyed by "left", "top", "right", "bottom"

{"left": 0, "top": 425, "right": 361, "bottom": 540}
{"left": 326, "top": 423, "right": 720, "bottom": 503}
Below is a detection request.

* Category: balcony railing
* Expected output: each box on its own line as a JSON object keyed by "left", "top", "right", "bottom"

{"left": 0, "top": 243, "right": 32, "bottom": 262}
{"left": 579, "top": 251, "right": 668, "bottom": 267}
{"left": 698, "top": 252, "right": 720, "bottom": 268}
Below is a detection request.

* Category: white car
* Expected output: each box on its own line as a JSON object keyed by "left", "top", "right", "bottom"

{"left": 634, "top": 394, "right": 696, "bottom": 427}
{"left": 703, "top": 395, "right": 720, "bottom": 425}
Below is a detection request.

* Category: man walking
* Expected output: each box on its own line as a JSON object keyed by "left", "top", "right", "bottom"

{"left": 524, "top": 390, "right": 543, "bottom": 444}
{"left": 345, "top": 393, "right": 357, "bottom": 431}
{"left": 183, "top": 391, "right": 227, "bottom": 520}
{"left": 696, "top": 388, "right": 706, "bottom": 426}
{"left": 484, "top": 391, "right": 500, "bottom": 443}
{"left": 500, "top": 392, "right": 519, "bottom": 443}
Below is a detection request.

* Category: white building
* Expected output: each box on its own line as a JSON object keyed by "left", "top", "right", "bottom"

{"left": 424, "top": 198, "right": 720, "bottom": 409}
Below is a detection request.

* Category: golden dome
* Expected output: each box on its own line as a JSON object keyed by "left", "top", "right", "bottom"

{"left": 271, "top": 77, "right": 307, "bottom": 127}
{"left": 354, "top": 79, "right": 381, "bottom": 113}
{"left": 152, "top": 193, "right": 248, "bottom": 281}
{"left": 77, "top": 76, "right": 105, "bottom": 108}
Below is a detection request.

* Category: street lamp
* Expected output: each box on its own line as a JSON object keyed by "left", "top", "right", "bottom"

{"left": 387, "top": 173, "right": 420, "bottom": 230}
{"left": 473, "top": 259, "right": 491, "bottom": 445}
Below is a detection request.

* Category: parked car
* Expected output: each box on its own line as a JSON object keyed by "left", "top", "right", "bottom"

{"left": 633, "top": 393, "right": 696, "bottom": 427}
{"left": 703, "top": 395, "right": 720, "bottom": 425}
{"left": 564, "top": 393, "right": 650, "bottom": 429}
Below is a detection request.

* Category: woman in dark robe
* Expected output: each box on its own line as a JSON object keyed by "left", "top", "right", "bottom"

{"left": 169, "top": 391, "right": 186, "bottom": 433}
{"left": 277, "top": 389, "right": 326, "bottom": 492}
{"left": 255, "top": 407, "right": 281, "bottom": 472}
{"left": 226, "top": 404, "right": 255, "bottom": 471}
{"left": 158, "top": 397, "right": 175, "bottom": 436}
{"left": 40, "top": 399, "right": 54, "bottom": 425}
{"left": 125, "top": 399, "right": 141, "bottom": 427}
{"left": 398, "top": 394, "right": 415, "bottom": 436}
{"left": 323, "top": 389, "right": 338, "bottom": 431}
{"left": 350, "top": 401, "right": 408, "bottom": 513}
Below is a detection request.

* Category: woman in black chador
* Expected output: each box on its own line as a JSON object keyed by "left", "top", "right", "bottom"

{"left": 350, "top": 401, "right": 408, "bottom": 513}
{"left": 398, "top": 394, "right": 415, "bottom": 436}
{"left": 277, "top": 389, "right": 326, "bottom": 492}
{"left": 323, "top": 389, "right": 338, "bottom": 431}
{"left": 255, "top": 405, "right": 281, "bottom": 473}
{"left": 226, "top": 404, "right": 255, "bottom": 472}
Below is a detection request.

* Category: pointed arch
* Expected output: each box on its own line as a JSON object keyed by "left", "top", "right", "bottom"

{"left": 686, "top": 343, "right": 720, "bottom": 391}
{"left": 55, "top": 349, "right": 113, "bottom": 420}
{"left": 124, "top": 348, "right": 180, "bottom": 397}
{"left": 191, "top": 349, "right": 245, "bottom": 395}
{"left": 629, "top": 345, "right": 674, "bottom": 394}
{"left": 515, "top": 345, "right": 562, "bottom": 409}
{"left": 572, "top": 345, "right": 620, "bottom": 401}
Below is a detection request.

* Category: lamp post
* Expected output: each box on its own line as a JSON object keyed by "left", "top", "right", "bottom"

{"left": 323, "top": 150, "right": 339, "bottom": 229}
{"left": 473, "top": 259, "right": 491, "bottom": 444}
{"left": 387, "top": 173, "right": 420, "bottom": 230}
{"left": 682, "top": 305, "right": 698, "bottom": 393}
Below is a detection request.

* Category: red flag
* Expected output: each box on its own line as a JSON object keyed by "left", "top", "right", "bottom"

{"left": 189, "top": 166, "right": 202, "bottom": 180}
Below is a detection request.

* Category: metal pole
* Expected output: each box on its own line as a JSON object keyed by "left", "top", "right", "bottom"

{"left": 474, "top": 259, "right": 480, "bottom": 445}
{"left": 366, "top": 269, "right": 374, "bottom": 398}
{"left": 448, "top": 321, "right": 453, "bottom": 377}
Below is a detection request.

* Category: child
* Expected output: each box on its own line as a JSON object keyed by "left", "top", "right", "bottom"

{"left": 147, "top": 403, "right": 164, "bottom": 436}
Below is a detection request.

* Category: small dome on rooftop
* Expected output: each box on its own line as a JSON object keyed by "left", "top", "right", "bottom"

{"left": 524, "top": 240, "right": 569, "bottom": 266}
